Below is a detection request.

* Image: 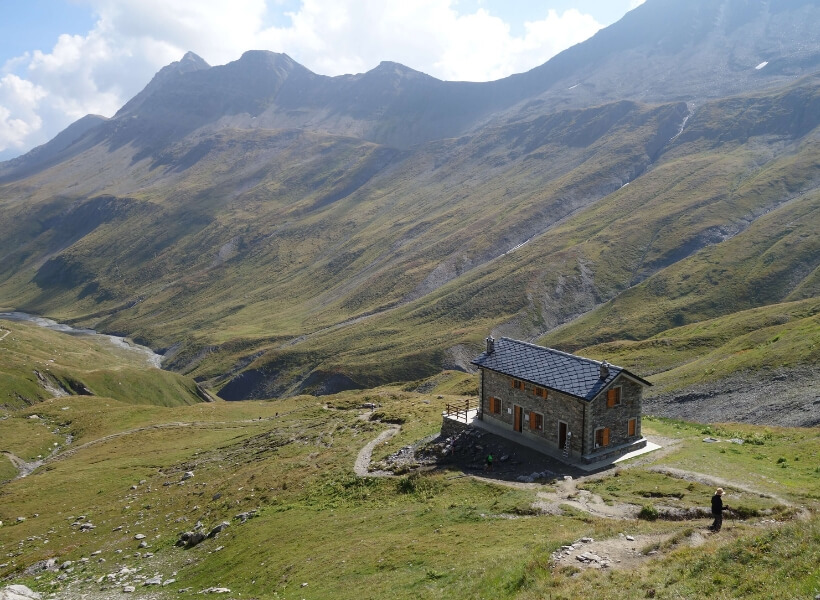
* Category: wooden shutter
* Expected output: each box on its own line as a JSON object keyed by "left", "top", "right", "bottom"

{"left": 607, "top": 388, "right": 620, "bottom": 407}
{"left": 529, "top": 411, "right": 537, "bottom": 430}
{"left": 628, "top": 418, "right": 636, "bottom": 436}
{"left": 602, "top": 427, "right": 610, "bottom": 446}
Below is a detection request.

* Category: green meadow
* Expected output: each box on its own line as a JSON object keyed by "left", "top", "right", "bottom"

{"left": 1, "top": 376, "right": 818, "bottom": 599}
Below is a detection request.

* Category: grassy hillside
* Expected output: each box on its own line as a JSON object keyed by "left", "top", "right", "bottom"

{"left": 576, "top": 298, "right": 820, "bottom": 391}
{"left": 0, "top": 80, "right": 818, "bottom": 397}
{"left": 0, "top": 386, "right": 817, "bottom": 599}
{"left": 0, "top": 320, "right": 203, "bottom": 410}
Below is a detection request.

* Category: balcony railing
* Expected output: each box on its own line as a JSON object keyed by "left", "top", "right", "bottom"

{"left": 443, "top": 398, "right": 477, "bottom": 423}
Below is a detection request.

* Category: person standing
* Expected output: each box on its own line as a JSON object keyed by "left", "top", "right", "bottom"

{"left": 709, "top": 487, "right": 728, "bottom": 532}
{"left": 485, "top": 453, "right": 493, "bottom": 472}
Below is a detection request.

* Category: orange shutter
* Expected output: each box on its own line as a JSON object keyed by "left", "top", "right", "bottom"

{"left": 529, "top": 412, "right": 537, "bottom": 430}
{"left": 602, "top": 428, "right": 610, "bottom": 446}
{"left": 628, "top": 418, "right": 636, "bottom": 436}
{"left": 606, "top": 389, "right": 616, "bottom": 407}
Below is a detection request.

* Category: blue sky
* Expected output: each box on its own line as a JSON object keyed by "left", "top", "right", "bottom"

{"left": 0, "top": 0, "right": 644, "bottom": 160}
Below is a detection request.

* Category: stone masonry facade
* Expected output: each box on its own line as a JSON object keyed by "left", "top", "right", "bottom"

{"left": 585, "top": 376, "right": 643, "bottom": 455}
{"left": 479, "top": 368, "right": 643, "bottom": 460}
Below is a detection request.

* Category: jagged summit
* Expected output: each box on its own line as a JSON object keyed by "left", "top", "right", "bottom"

{"left": 2, "top": 0, "right": 818, "bottom": 175}
{"left": 179, "top": 50, "right": 209, "bottom": 69}
{"left": 369, "top": 60, "right": 434, "bottom": 79}
{"left": 115, "top": 50, "right": 211, "bottom": 119}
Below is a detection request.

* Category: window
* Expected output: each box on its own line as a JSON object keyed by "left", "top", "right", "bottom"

{"left": 511, "top": 379, "right": 525, "bottom": 391}
{"left": 488, "top": 397, "right": 501, "bottom": 414}
{"left": 529, "top": 411, "right": 543, "bottom": 431}
{"left": 606, "top": 387, "right": 621, "bottom": 407}
{"left": 533, "top": 386, "right": 548, "bottom": 399}
{"left": 628, "top": 418, "right": 636, "bottom": 437}
{"left": 595, "top": 427, "right": 610, "bottom": 448}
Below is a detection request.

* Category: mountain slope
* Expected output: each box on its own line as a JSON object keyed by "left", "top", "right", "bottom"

{"left": 0, "top": 0, "right": 818, "bottom": 398}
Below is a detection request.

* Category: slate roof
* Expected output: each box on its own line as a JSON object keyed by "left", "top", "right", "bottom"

{"left": 471, "top": 337, "right": 651, "bottom": 401}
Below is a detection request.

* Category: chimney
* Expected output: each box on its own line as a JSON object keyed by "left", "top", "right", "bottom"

{"left": 599, "top": 360, "right": 610, "bottom": 379}
{"left": 486, "top": 336, "right": 495, "bottom": 354}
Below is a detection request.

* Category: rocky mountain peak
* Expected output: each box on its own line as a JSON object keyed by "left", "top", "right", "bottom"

{"left": 115, "top": 51, "right": 211, "bottom": 118}
{"left": 179, "top": 51, "right": 210, "bottom": 70}
{"left": 369, "top": 61, "right": 433, "bottom": 80}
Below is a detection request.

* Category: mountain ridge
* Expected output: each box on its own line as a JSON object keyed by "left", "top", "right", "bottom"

{"left": 3, "top": 0, "right": 818, "bottom": 181}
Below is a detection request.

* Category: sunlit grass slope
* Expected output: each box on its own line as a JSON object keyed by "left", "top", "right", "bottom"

{"left": 577, "top": 298, "right": 820, "bottom": 390}
{"left": 0, "top": 81, "right": 817, "bottom": 396}
{"left": 0, "top": 320, "right": 203, "bottom": 410}
{"left": 0, "top": 386, "right": 817, "bottom": 599}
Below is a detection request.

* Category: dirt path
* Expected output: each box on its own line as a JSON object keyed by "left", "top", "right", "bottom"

{"left": 533, "top": 475, "right": 641, "bottom": 519}
{"left": 0, "top": 328, "right": 10, "bottom": 342}
{"left": 550, "top": 530, "right": 710, "bottom": 572}
{"left": 354, "top": 425, "right": 400, "bottom": 476}
{"left": 647, "top": 465, "right": 794, "bottom": 506}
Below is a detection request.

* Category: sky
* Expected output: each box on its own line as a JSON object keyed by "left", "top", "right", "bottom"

{"left": 0, "top": 0, "right": 645, "bottom": 161}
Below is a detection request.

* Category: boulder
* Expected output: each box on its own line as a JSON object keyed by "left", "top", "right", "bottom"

{"left": 0, "top": 585, "right": 42, "bottom": 600}
{"left": 207, "top": 522, "right": 230, "bottom": 538}
{"left": 175, "top": 531, "right": 206, "bottom": 548}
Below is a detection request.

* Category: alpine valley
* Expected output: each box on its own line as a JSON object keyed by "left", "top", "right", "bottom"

{"left": 0, "top": 1, "right": 819, "bottom": 598}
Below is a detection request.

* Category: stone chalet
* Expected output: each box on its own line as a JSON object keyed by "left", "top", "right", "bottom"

{"left": 471, "top": 336, "right": 652, "bottom": 465}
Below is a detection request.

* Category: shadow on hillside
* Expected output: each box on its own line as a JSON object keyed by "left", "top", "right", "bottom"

{"left": 418, "top": 428, "right": 610, "bottom": 483}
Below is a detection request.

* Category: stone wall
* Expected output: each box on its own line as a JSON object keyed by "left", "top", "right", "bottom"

{"left": 480, "top": 369, "right": 585, "bottom": 455}
{"left": 480, "top": 369, "right": 644, "bottom": 459}
{"left": 440, "top": 414, "right": 471, "bottom": 439}
{"left": 584, "top": 376, "right": 643, "bottom": 456}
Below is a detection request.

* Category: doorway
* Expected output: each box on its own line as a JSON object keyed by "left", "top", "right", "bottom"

{"left": 514, "top": 405, "right": 523, "bottom": 432}
{"left": 558, "top": 421, "right": 568, "bottom": 450}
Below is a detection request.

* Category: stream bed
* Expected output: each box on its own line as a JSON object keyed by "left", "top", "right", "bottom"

{"left": 0, "top": 311, "right": 163, "bottom": 368}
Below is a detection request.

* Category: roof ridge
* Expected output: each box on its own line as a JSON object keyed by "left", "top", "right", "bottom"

{"left": 498, "top": 337, "right": 622, "bottom": 370}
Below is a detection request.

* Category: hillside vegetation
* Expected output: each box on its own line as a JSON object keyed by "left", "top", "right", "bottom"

{"left": 2, "top": 78, "right": 817, "bottom": 398}
{"left": 0, "top": 385, "right": 817, "bottom": 599}
{"left": 0, "top": 320, "right": 204, "bottom": 410}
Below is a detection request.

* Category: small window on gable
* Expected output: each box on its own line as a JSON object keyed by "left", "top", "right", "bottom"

{"left": 529, "top": 412, "right": 543, "bottom": 431}
{"left": 511, "top": 379, "right": 525, "bottom": 391}
{"left": 606, "top": 387, "right": 622, "bottom": 407}
{"left": 533, "top": 386, "right": 548, "bottom": 399}
{"left": 488, "top": 397, "right": 501, "bottom": 414}
{"left": 628, "top": 418, "right": 636, "bottom": 437}
{"left": 595, "top": 427, "right": 610, "bottom": 448}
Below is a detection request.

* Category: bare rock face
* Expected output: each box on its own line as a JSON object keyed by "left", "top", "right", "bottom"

{"left": 0, "top": 585, "right": 42, "bottom": 600}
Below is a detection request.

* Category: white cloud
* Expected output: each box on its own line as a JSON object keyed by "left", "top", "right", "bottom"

{"left": 0, "top": 0, "right": 604, "bottom": 159}
{"left": 0, "top": 74, "right": 47, "bottom": 152}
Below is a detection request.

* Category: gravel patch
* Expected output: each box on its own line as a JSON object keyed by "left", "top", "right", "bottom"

{"left": 645, "top": 366, "right": 820, "bottom": 427}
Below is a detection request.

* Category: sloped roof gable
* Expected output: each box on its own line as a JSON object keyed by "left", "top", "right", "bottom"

{"left": 471, "top": 337, "right": 651, "bottom": 401}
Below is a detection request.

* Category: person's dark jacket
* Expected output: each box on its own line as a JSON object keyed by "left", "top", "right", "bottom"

{"left": 711, "top": 494, "right": 727, "bottom": 515}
